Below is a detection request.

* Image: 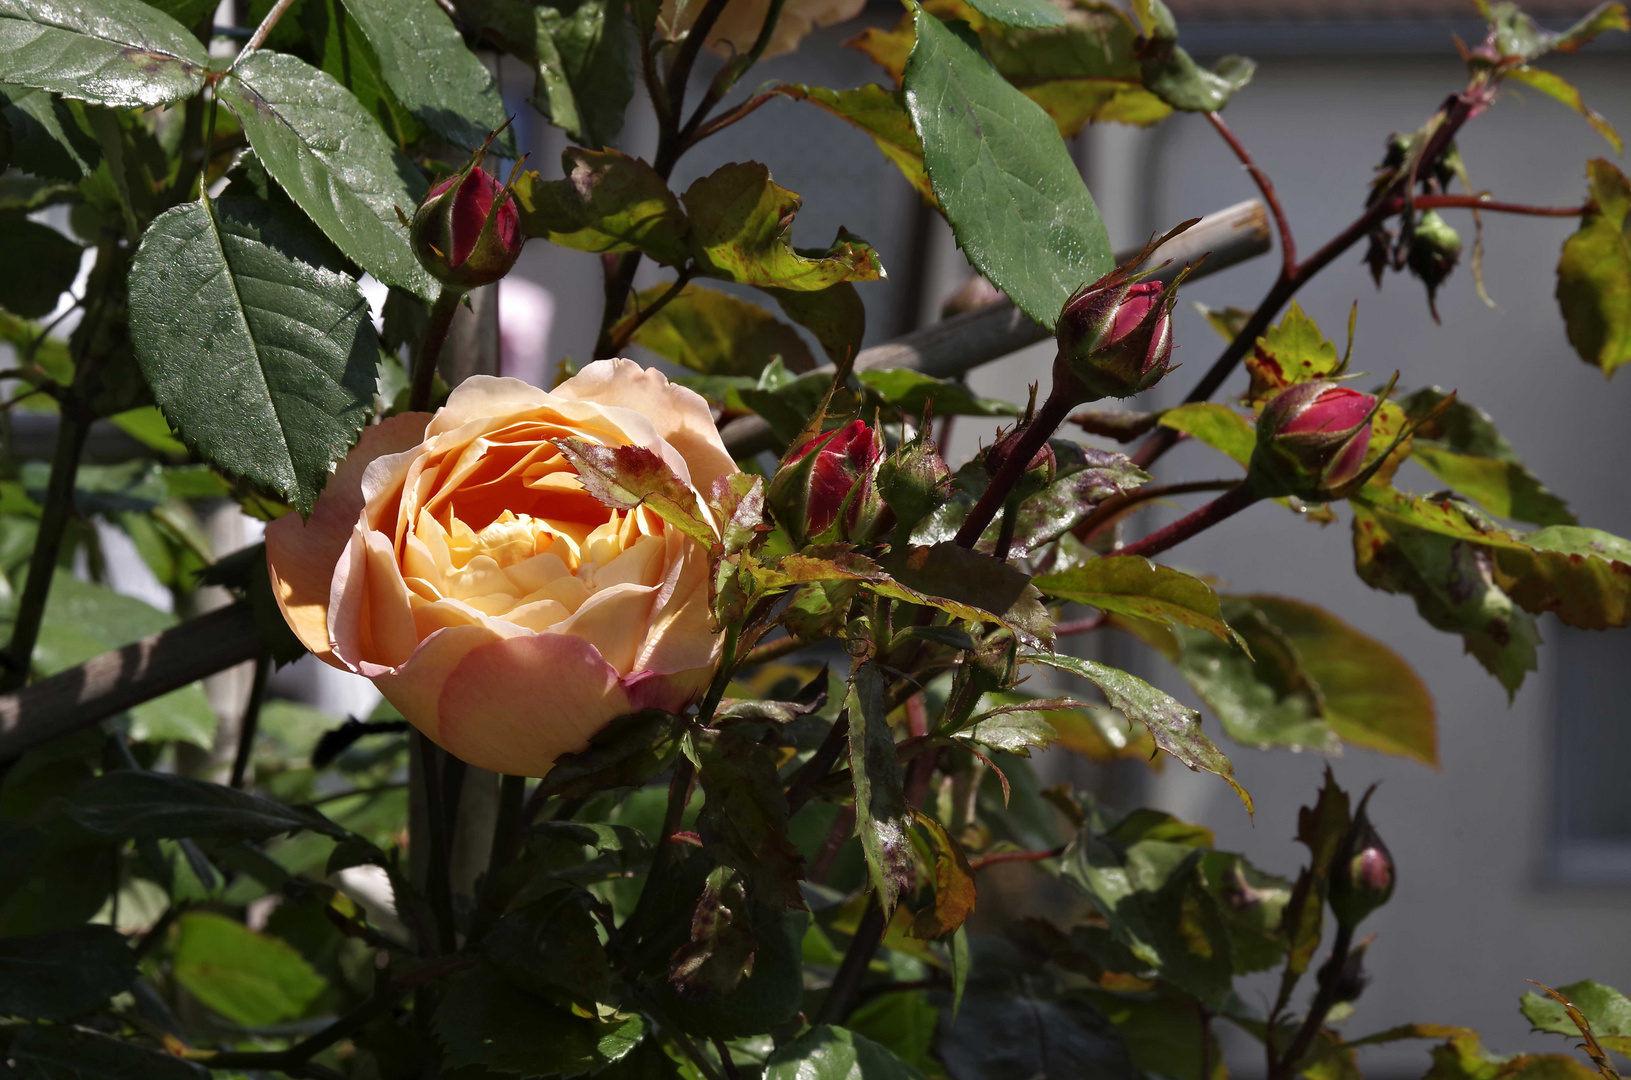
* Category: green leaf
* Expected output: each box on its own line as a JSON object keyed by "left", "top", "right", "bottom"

{"left": 957, "top": 697, "right": 1062, "bottom": 754}
{"left": 773, "top": 83, "right": 932, "bottom": 202}
{"left": 0, "top": 926, "right": 137, "bottom": 1020}
{"left": 1423, "top": 1029, "right": 1601, "bottom": 1080}
{"left": 964, "top": 0, "right": 1064, "bottom": 26}
{"left": 172, "top": 911, "right": 326, "bottom": 1026}
{"left": 692, "top": 727, "right": 805, "bottom": 910}
{"left": 0, "top": 0, "right": 208, "bottom": 107}
{"left": 1157, "top": 403, "right": 1254, "bottom": 467}
{"left": 762, "top": 282, "right": 867, "bottom": 366}
{"left": 1523, "top": 980, "right": 1631, "bottom": 1055}
{"left": 681, "top": 162, "right": 886, "bottom": 291}
{"left": 0, "top": 84, "right": 100, "bottom": 181}
{"left": 296, "top": 0, "right": 424, "bottom": 151}
{"left": 1034, "top": 556, "right": 1242, "bottom": 647}
{"left": 129, "top": 197, "right": 379, "bottom": 517}
{"left": 1399, "top": 386, "right": 1574, "bottom": 526}
{"left": 0, "top": 218, "right": 80, "bottom": 318}
{"left": 847, "top": 990, "right": 941, "bottom": 1076}
{"left": 551, "top": 438, "right": 716, "bottom": 546}
{"left": 1199, "top": 850, "right": 1293, "bottom": 974}
{"left": 859, "top": 368, "right": 1020, "bottom": 418}
{"left": 436, "top": 967, "right": 645, "bottom": 1074}
{"left": 902, "top": 7, "right": 1111, "bottom": 328}
{"left": 1025, "top": 651, "right": 1251, "bottom": 813}
{"left": 628, "top": 283, "right": 815, "bottom": 376}
{"left": 1243, "top": 300, "right": 1340, "bottom": 403}
{"left": 339, "top": 0, "right": 512, "bottom": 153}
{"left": 5, "top": 1026, "right": 207, "bottom": 1080}
{"left": 533, "top": 709, "right": 684, "bottom": 799}
{"left": 1141, "top": 46, "right": 1254, "bottom": 113}
{"left": 483, "top": 891, "right": 612, "bottom": 1009}
{"left": 1557, "top": 158, "right": 1631, "bottom": 377}
{"left": 217, "top": 51, "right": 433, "bottom": 296}
{"left": 67, "top": 770, "right": 349, "bottom": 842}
{"left": 513, "top": 147, "right": 690, "bottom": 265}
{"left": 454, "top": 0, "right": 632, "bottom": 148}
{"left": 848, "top": 662, "right": 913, "bottom": 912}
{"left": 1504, "top": 66, "right": 1621, "bottom": 153}
{"left": 660, "top": 903, "right": 810, "bottom": 1039}
{"left": 765, "top": 1025, "right": 925, "bottom": 1080}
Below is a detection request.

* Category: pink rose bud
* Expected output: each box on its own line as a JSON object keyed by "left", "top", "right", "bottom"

{"left": 770, "top": 419, "right": 888, "bottom": 546}
{"left": 1053, "top": 278, "right": 1174, "bottom": 404}
{"left": 1249, "top": 381, "right": 1377, "bottom": 500}
{"left": 411, "top": 166, "right": 523, "bottom": 290}
{"left": 1328, "top": 802, "right": 1395, "bottom": 930}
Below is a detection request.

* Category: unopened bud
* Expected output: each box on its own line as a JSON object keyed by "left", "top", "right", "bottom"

{"left": 1328, "top": 935, "right": 1374, "bottom": 1003}
{"left": 411, "top": 166, "right": 523, "bottom": 290}
{"left": 770, "top": 419, "right": 889, "bottom": 546}
{"left": 985, "top": 428, "right": 1056, "bottom": 488}
{"left": 1328, "top": 802, "right": 1395, "bottom": 930}
{"left": 1407, "top": 210, "right": 1460, "bottom": 318}
{"left": 1054, "top": 277, "right": 1173, "bottom": 404}
{"left": 1248, "top": 381, "right": 1377, "bottom": 501}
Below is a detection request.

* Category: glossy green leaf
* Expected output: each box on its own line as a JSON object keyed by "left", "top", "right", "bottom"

{"left": 5, "top": 1026, "right": 207, "bottom": 1080}
{"left": 0, "top": 0, "right": 208, "bottom": 107}
{"left": 859, "top": 368, "right": 1020, "bottom": 418}
{"left": 627, "top": 283, "right": 815, "bottom": 376}
{"left": 965, "top": 0, "right": 1064, "bottom": 27}
{"left": 1505, "top": 66, "right": 1621, "bottom": 153}
{"left": 1141, "top": 46, "right": 1254, "bottom": 113}
{"left": 1157, "top": 403, "right": 1254, "bottom": 467}
{"left": 172, "top": 912, "right": 326, "bottom": 1025}
{"left": 848, "top": 661, "right": 913, "bottom": 912}
{"left": 513, "top": 147, "right": 690, "bottom": 265}
{"left": 0, "top": 84, "right": 100, "bottom": 181}
{"left": 454, "top": 0, "right": 632, "bottom": 148}
{"left": 766, "top": 1025, "right": 925, "bottom": 1080}
{"left": 1477, "top": 0, "right": 1629, "bottom": 60}
{"left": 773, "top": 83, "right": 932, "bottom": 201}
{"left": 1034, "top": 556, "right": 1242, "bottom": 647}
{"left": 128, "top": 197, "right": 379, "bottom": 516}
{"left": 66, "top": 770, "right": 349, "bottom": 842}
{"left": 957, "top": 697, "right": 1064, "bottom": 754}
{"left": 1026, "top": 651, "right": 1250, "bottom": 813}
{"left": 902, "top": 7, "right": 1112, "bottom": 328}
{"left": 1557, "top": 158, "right": 1631, "bottom": 377}
{"left": 217, "top": 51, "right": 434, "bottom": 296}
{"left": 847, "top": 990, "right": 941, "bottom": 1076}
{"left": 1523, "top": 979, "right": 1631, "bottom": 1054}
{"left": 0, "top": 218, "right": 79, "bottom": 318}
{"left": 0, "top": 926, "right": 137, "bottom": 1020}
{"left": 340, "top": 0, "right": 512, "bottom": 153}
{"left": 1399, "top": 386, "right": 1574, "bottom": 526}
{"left": 682, "top": 162, "right": 886, "bottom": 291}
{"left": 298, "top": 0, "right": 425, "bottom": 151}
{"left": 436, "top": 968, "right": 646, "bottom": 1073}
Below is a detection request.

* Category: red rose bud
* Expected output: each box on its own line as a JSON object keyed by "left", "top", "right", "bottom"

{"left": 770, "top": 419, "right": 888, "bottom": 546}
{"left": 411, "top": 166, "right": 522, "bottom": 290}
{"left": 1053, "top": 278, "right": 1173, "bottom": 404}
{"left": 1328, "top": 801, "right": 1395, "bottom": 930}
{"left": 1248, "top": 381, "right": 1377, "bottom": 500}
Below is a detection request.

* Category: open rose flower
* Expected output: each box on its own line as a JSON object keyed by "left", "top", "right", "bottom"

{"left": 661, "top": 0, "right": 865, "bottom": 59}
{"left": 266, "top": 361, "right": 735, "bottom": 777}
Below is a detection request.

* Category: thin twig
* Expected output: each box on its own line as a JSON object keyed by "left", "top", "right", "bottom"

{"left": 608, "top": 271, "right": 692, "bottom": 352}
{"left": 1410, "top": 193, "right": 1586, "bottom": 216}
{"left": 1272, "top": 924, "right": 1356, "bottom": 1080}
{"left": 409, "top": 287, "right": 462, "bottom": 413}
{"left": 1207, "top": 111, "right": 1296, "bottom": 275}
{"left": 953, "top": 389, "right": 1073, "bottom": 549}
{"left": 1115, "top": 484, "right": 1259, "bottom": 561}
{"left": 968, "top": 845, "right": 1066, "bottom": 871}
{"left": 234, "top": 0, "right": 299, "bottom": 62}
{"left": 228, "top": 651, "right": 271, "bottom": 789}
{"left": 1071, "top": 478, "right": 1241, "bottom": 544}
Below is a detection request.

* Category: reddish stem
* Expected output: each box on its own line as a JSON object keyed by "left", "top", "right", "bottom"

{"left": 953, "top": 389, "right": 1073, "bottom": 550}
{"left": 1114, "top": 484, "right": 1259, "bottom": 561}
{"left": 1208, "top": 111, "right": 1296, "bottom": 275}
{"left": 1053, "top": 614, "right": 1107, "bottom": 637}
{"left": 969, "top": 845, "right": 1067, "bottom": 871}
{"left": 1411, "top": 194, "right": 1586, "bottom": 216}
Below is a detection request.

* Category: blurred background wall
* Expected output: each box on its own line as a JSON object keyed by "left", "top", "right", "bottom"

{"left": 56, "top": 0, "right": 1631, "bottom": 1072}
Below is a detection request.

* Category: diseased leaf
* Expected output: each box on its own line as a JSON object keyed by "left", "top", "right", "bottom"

{"left": 627, "top": 283, "right": 815, "bottom": 376}
{"left": 1523, "top": 980, "right": 1631, "bottom": 1056}
{"left": 1034, "top": 556, "right": 1242, "bottom": 648}
{"left": 513, "top": 147, "right": 690, "bottom": 265}
{"left": 1399, "top": 386, "right": 1575, "bottom": 527}
{"left": 848, "top": 662, "right": 914, "bottom": 912}
{"left": 681, "top": 162, "right": 886, "bottom": 290}
{"left": 553, "top": 438, "right": 717, "bottom": 546}
{"left": 129, "top": 198, "right": 379, "bottom": 517}
{"left": 1423, "top": 1029, "right": 1600, "bottom": 1080}
{"left": 659, "top": 905, "right": 810, "bottom": 1040}
{"left": 0, "top": 926, "right": 137, "bottom": 1021}
{"left": 436, "top": 968, "right": 646, "bottom": 1074}
{"left": 217, "top": 51, "right": 434, "bottom": 296}
{"left": 340, "top": 0, "right": 514, "bottom": 153}
{"left": 171, "top": 912, "right": 327, "bottom": 1026}
{"left": 1244, "top": 301, "right": 1340, "bottom": 404}
{"left": 668, "top": 865, "right": 757, "bottom": 998}
{"left": 910, "top": 811, "right": 978, "bottom": 938}
{"left": 0, "top": 0, "right": 208, "bottom": 107}
{"left": 902, "top": 7, "right": 1113, "bottom": 328}
{"left": 957, "top": 697, "right": 1065, "bottom": 755}
{"left": 67, "top": 770, "right": 349, "bottom": 842}
{"left": 1557, "top": 158, "right": 1631, "bottom": 377}
{"left": 1026, "top": 651, "right": 1251, "bottom": 813}
{"left": 692, "top": 728, "right": 805, "bottom": 910}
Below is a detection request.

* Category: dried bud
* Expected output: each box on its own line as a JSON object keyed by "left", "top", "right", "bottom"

{"left": 1407, "top": 209, "right": 1461, "bottom": 318}
{"left": 411, "top": 166, "right": 522, "bottom": 290}
{"left": 1328, "top": 801, "right": 1395, "bottom": 930}
{"left": 770, "top": 419, "right": 889, "bottom": 546}
{"left": 1054, "top": 277, "right": 1173, "bottom": 404}
{"left": 1248, "top": 381, "right": 1377, "bottom": 501}
{"left": 984, "top": 427, "right": 1056, "bottom": 488}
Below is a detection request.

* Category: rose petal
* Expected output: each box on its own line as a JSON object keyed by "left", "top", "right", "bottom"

{"left": 436, "top": 633, "right": 636, "bottom": 776}
{"left": 266, "top": 413, "right": 429, "bottom": 667}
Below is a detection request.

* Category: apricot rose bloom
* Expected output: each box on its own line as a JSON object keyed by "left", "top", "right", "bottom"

{"left": 662, "top": 0, "right": 865, "bottom": 59}
{"left": 265, "top": 360, "right": 734, "bottom": 777}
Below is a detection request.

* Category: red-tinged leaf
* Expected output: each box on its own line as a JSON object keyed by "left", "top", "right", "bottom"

{"left": 552, "top": 437, "right": 716, "bottom": 547}
{"left": 691, "top": 729, "right": 805, "bottom": 911}
{"left": 669, "top": 866, "right": 757, "bottom": 998}
{"left": 848, "top": 662, "right": 914, "bottom": 912}
{"left": 910, "top": 811, "right": 977, "bottom": 939}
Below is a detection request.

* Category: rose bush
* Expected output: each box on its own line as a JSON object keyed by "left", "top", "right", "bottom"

{"left": 265, "top": 360, "right": 735, "bottom": 776}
